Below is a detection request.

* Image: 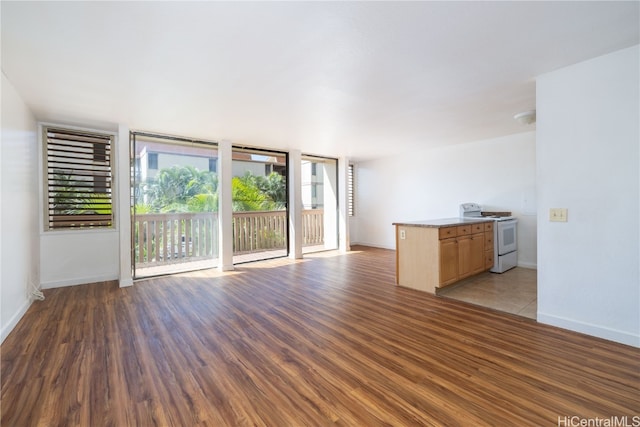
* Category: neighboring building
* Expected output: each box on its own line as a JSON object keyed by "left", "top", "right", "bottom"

{"left": 135, "top": 144, "right": 328, "bottom": 214}
{"left": 134, "top": 140, "right": 218, "bottom": 184}
{"left": 301, "top": 160, "right": 324, "bottom": 210}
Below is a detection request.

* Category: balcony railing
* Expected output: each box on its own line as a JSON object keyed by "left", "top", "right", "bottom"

{"left": 133, "top": 209, "right": 324, "bottom": 268}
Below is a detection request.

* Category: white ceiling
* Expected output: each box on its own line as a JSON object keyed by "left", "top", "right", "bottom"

{"left": 2, "top": 1, "right": 638, "bottom": 161}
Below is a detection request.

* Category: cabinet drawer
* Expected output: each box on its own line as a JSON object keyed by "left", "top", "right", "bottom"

{"left": 484, "top": 231, "right": 494, "bottom": 248}
{"left": 471, "top": 223, "right": 484, "bottom": 233}
{"left": 484, "top": 222, "right": 494, "bottom": 232}
{"left": 485, "top": 250, "right": 494, "bottom": 269}
{"left": 439, "top": 227, "right": 457, "bottom": 239}
{"left": 456, "top": 225, "right": 471, "bottom": 236}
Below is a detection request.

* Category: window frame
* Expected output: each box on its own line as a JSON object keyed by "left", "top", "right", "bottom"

{"left": 41, "top": 124, "right": 117, "bottom": 232}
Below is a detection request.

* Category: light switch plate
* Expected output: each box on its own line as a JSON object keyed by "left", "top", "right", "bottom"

{"left": 550, "top": 208, "right": 568, "bottom": 222}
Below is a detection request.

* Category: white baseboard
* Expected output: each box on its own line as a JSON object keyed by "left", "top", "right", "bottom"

{"left": 517, "top": 261, "right": 537, "bottom": 269}
{"left": 1, "top": 298, "right": 32, "bottom": 344}
{"left": 537, "top": 312, "right": 639, "bottom": 348}
{"left": 41, "top": 274, "right": 118, "bottom": 289}
{"left": 350, "top": 241, "right": 395, "bottom": 250}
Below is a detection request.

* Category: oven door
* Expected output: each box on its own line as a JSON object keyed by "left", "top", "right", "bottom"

{"left": 497, "top": 219, "right": 518, "bottom": 255}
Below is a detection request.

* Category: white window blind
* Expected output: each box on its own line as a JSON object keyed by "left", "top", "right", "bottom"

{"left": 44, "top": 126, "right": 114, "bottom": 230}
{"left": 348, "top": 164, "right": 355, "bottom": 217}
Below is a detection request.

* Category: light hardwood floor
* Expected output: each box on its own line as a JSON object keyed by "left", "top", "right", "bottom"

{"left": 2, "top": 246, "right": 638, "bottom": 426}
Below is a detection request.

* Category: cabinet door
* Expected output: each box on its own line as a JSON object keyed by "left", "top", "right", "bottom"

{"left": 439, "top": 238, "right": 458, "bottom": 285}
{"left": 457, "top": 234, "right": 472, "bottom": 279}
{"left": 470, "top": 232, "right": 485, "bottom": 274}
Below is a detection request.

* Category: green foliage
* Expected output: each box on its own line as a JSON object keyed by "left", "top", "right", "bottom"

{"left": 138, "top": 165, "right": 218, "bottom": 213}
{"left": 257, "top": 172, "right": 287, "bottom": 209}
{"left": 51, "top": 171, "right": 112, "bottom": 215}
{"left": 232, "top": 172, "right": 286, "bottom": 212}
{"left": 135, "top": 166, "right": 285, "bottom": 214}
{"left": 187, "top": 193, "right": 218, "bottom": 212}
{"left": 80, "top": 193, "right": 112, "bottom": 215}
{"left": 232, "top": 173, "right": 272, "bottom": 211}
{"left": 132, "top": 203, "right": 153, "bottom": 214}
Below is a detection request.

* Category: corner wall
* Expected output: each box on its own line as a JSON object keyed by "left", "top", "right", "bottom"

{"left": 536, "top": 45, "right": 639, "bottom": 347}
{"left": 1, "top": 72, "right": 39, "bottom": 342}
{"left": 352, "top": 131, "right": 537, "bottom": 269}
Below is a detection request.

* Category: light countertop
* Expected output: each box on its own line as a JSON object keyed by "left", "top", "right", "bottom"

{"left": 392, "top": 218, "right": 493, "bottom": 228}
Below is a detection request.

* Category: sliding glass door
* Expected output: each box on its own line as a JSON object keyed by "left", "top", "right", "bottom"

{"left": 301, "top": 155, "right": 338, "bottom": 253}
{"left": 231, "top": 147, "right": 288, "bottom": 263}
{"left": 131, "top": 133, "right": 219, "bottom": 278}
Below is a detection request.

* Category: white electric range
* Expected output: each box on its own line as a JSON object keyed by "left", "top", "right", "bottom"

{"left": 459, "top": 203, "right": 518, "bottom": 273}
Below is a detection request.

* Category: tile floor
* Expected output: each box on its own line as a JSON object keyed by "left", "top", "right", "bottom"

{"left": 436, "top": 267, "right": 537, "bottom": 319}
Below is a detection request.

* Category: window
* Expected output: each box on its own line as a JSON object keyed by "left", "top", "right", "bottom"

{"left": 348, "top": 164, "right": 355, "bottom": 217}
{"left": 43, "top": 126, "right": 114, "bottom": 230}
{"left": 209, "top": 157, "right": 217, "bottom": 173}
{"left": 148, "top": 152, "right": 158, "bottom": 169}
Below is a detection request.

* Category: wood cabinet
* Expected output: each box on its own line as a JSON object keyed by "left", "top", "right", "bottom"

{"left": 395, "top": 221, "right": 493, "bottom": 294}
{"left": 445, "top": 226, "right": 484, "bottom": 280}
{"left": 484, "top": 222, "right": 494, "bottom": 269}
{"left": 469, "top": 232, "right": 486, "bottom": 275}
{"left": 439, "top": 237, "right": 458, "bottom": 286}
{"left": 456, "top": 233, "right": 473, "bottom": 278}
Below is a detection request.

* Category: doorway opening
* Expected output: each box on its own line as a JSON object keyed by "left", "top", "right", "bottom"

{"left": 131, "top": 132, "right": 219, "bottom": 278}
{"left": 301, "top": 155, "right": 339, "bottom": 254}
{"left": 231, "top": 147, "right": 288, "bottom": 264}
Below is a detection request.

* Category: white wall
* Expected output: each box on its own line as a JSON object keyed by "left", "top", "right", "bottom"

{"left": 536, "top": 45, "right": 639, "bottom": 347}
{"left": 40, "top": 230, "right": 119, "bottom": 288}
{"left": 352, "top": 131, "right": 537, "bottom": 268}
{"left": 39, "top": 124, "right": 120, "bottom": 289}
{"left": 1, "top": 72, "right": 39, "bottom": 342}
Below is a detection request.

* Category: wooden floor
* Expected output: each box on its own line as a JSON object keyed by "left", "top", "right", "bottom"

{"left": 2, "top": 246, "right": 639, "bottom": 426}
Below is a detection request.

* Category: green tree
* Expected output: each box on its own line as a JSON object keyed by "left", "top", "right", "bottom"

{"left": 232, "top": 172, "right": 273, "bottom": 211}
{"left": 141, "top": 165, "right": 218, "bottom": 213}
{"left": 137, "top": 166, "right": 286, "bottom": 214}
{"left": 231, "top": 171, "right": 287, "bottom": 212}
{"left": 255, "top": 172, "right": 286, "bottom": 209}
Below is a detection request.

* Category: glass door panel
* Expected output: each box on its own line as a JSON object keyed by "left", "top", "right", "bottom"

{"left": 301, "top": 155, "right": 338, "bottom": 253}
{"left": 131, "top": 133, "right": 219, "bottom": 278}
{"left": 232, "top": 147, "right": 288, "bottom": 264}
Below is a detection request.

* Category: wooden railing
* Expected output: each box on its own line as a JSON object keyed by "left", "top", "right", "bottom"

{"left": 232, "top": 210, "right": 287, "bottom": 254}
{"left": 134, "top": 209, "right": 324, "bottom": 267}
{"left": 134, "top": 212, "right": 219, "bottom": 267}
{"left": 302, "top": 209, "right": 324, "bottom": 246}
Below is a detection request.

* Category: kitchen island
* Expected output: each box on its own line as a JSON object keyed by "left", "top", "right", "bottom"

{"left": 393, "top": 218, "right": 494, "bottom": 294}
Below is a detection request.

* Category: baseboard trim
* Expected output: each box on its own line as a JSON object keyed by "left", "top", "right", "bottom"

{"left": 350, "top": 241, "right": 395, "bottom": 250}
{"left": 537, "top": 312, "right": 639, "bottom": 348}
{"left": 1, "top": 298, "right": 32, "bottom": 344}
{"left": 41, "top": 274, "right": 119, "bottom": 289}
{"left": 517, "top": 261, "right": 537, "bottom": 269}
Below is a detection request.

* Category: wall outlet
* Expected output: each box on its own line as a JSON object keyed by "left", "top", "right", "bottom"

{"left": 400, "top": 229, "right": 406, "bottom": 240}
{"left": 549, "top": 208, "right": 568, "bottom": 222}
